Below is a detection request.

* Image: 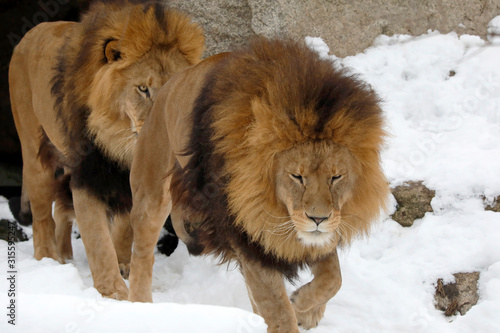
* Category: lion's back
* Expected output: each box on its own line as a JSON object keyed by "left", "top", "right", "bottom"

{"left": 9, "top": 21, "right": 75, "bottom": 152}
{"left": 11, "top": 21, "right": 74, "bottom": 78}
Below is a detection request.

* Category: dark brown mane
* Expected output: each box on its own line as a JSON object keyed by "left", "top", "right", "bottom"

{"left": 170, "top": 37, "right": 387, "bottom": 278}
{"left": 48, "top": 0, "right": 204, "bottom": 213}
{"left": 51, "top": 0, "right": 182, "bottom": 166}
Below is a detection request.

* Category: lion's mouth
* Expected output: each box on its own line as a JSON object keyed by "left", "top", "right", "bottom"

{"left": 296, "top": 229, "right": 334, "bottom": 247}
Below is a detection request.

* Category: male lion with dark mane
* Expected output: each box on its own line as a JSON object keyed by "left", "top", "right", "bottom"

{"left": 127, "top": 37, "right": 389, "bottom": 331}
{"left": 9, "top": 0, "right": 204, "bottom": 299}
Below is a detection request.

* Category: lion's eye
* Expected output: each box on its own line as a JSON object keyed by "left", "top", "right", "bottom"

{"left": 137, "top": 85, "right": 150, "bottom": 98}
{"left": 330, "top": 175, "right": 342, "bottom": 184}
{"left": 291, "top": 174, "right": 304, "bottom": 185}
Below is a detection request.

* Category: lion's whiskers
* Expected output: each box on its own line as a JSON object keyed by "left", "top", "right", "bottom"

{"left": 340, "top": 220, "right": 357, "bottom": 233}
{"left": 110, "top": 131, "right": 137, "bottom": 161}
{"left": 261, "top": 206, "right": 291, "bottom": 219}
{"left": 335, "top": 216, "right": 367, "bottom": 243}
{"left": 341, "top": 213, "right": 367, "bottom": 224}
{"left": 275, "top": 224, "right": 296, "bottom": 253}
{"left": 334, "top": 229, "right": 344, "bottom": 243}
{"left": 114, "top": 127, "right": 135, "bottom": 135}
{"left": 265, "top": 219, "right": 295, "bottom": 236}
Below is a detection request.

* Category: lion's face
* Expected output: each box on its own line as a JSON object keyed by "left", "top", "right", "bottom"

{"left": 116, "top": 49, "right": 192, "bottom": 135}
{"left": 274, "top": 142, "right": 358, "bottom": 247}
{"left": 87, "top": 48, "right": 192, "bottom": 165}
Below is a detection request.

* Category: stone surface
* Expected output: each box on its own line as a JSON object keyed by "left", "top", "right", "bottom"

{"left": 435, "top": 272, "right": 480, "bottom": 316}
{"left": 0, "top": 160, "right": 22, "bottom": 187}
{"left": 169, "top": 0, "right": 255, "bottom": 58}
{"left": 0, "top": 219, "right": 28, "bottom": 243}
{"left": 169, "top": 0, "right": 500, "bottom": 58}
{"left": 391, "top": 181, "right": 435, "bottom": 227}
{"left": 484, "top": 195, "right": 500, "bottom": 212}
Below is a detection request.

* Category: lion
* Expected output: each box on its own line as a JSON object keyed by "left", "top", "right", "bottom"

{"left": 126, "top": 37, "right": 389, "bottom": 331}
{"left": 8, "top": 0, "right": 204, "bottom": 299}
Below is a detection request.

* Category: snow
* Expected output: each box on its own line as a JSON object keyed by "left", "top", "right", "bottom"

{"left": 488, "top": 16, "right": 500, "bottom": 43}
{"left": 2, "top": 16, "right": 500, "bottom": 333}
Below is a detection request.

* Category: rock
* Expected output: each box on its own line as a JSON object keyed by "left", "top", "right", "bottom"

{"left": 391, "top": 181, "right": 435, "bottom": 227}
{"left": 168, "top": 0, "right": 255, "bottom": 58}
{"left": 435, "top": 272, "right": 480, "bottom": 316}
{"left": 0, "top": 219, "right": 28, "bottom": 242}
{"left": 168, "top": 0, "right": 500, "bottom": 58}
{"left": 484, "top": 195, "right": 500, "bottom": 212}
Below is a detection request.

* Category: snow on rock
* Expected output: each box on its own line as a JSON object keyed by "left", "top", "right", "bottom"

{"left": 487, "top": 15, "right": 500, "bottom": 43}
{"left": 390, "top": 181, "right": 435, "bottom": 227}
{"left": 2, "top": 24, "right": 500, "bottom": 333}
{"left": 305, "top": 36, "right": 335, "bottom": 60}
{"left": 435, "top": 272, "right": 480, "bottom": 317}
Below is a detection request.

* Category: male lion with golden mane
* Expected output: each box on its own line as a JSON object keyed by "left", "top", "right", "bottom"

{"left": 127, "top": 37, "right": 388, "bottom": 331}
{"left": 9, "top": 0, "right": 204, "bottom": 299}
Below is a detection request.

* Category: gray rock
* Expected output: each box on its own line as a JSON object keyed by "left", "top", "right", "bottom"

{"left": 0, "top": 219, "right": 28, "bottom": 243}
{"left": 168, "top": 0, "right": 500, "bottom": 58}
{"left": 435, "top": 272, "right": 480, "bottom": 316}
{"left": 484, "top": 195, "right": 500, "bottom": 212}
{"left": 169, "top": 0, "right": 255, "bottom": 58}
{"left": 391, "top": 181, "right": 435, "bottom": 227}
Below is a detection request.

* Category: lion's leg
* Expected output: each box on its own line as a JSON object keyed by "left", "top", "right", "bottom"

{"left": 244, "top": 283, "right": 259, "bottom": 314}
{"left": 54, "top": 198, "right": 75, "bottom": 263}
{"left": 290, "top": 249, "right": 342, "bottom": 329}
{"left": 128, "top": 113, "right": 175, "bottom": 302}
{"left": 22, "top": 156, "right": 58, "bottom": 261}
{"left": 128, "top": 167, "right": 172, "bottom": 302}
{"left": 240, "top": 259, "right": 300, "bottom": 333}
{"left": 54, "top": 173, "right": 75, "bottom": 263}
{"left": 111, "top": 213, "right": 133, "bottom": 279}
{"left": 72, "top": 188, "right": 128, "bottom": 300}
{"left": 128, "top": 190, "right": 170, "bottom": 302}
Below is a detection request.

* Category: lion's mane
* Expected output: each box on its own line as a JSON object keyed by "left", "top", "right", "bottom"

{"left": 51, "top": 0, "right": 204, "bottom": 167}
{"left": 171, "top": 38, "right": 388, "bottom": 279}
{"left": 44, "top": 0, "right": 204, "bottom": 213}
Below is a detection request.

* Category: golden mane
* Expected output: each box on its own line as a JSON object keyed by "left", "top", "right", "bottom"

{"left": 51, "top": 0, "right": 204, "bottom": 167}
{"left": 207, "top": 38, "right": 389, "bottom": 262}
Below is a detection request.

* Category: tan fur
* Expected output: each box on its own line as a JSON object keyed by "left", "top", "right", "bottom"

{"left": 240, "top": 257, "right": 299, "bottom": 332}
{"left": 84, "top": 5, "right": 205, "bottom": 166}
{"left": 9, "top": 0, "right": 204, "bottom": 299}
{"left": 291, "top": 251, "right": 342, "bottom": 329}
{"left": 211, "top": 64, "right": 388, "bottom": 264}
{"left": 127, "top": 38, "right": 388, "bottom": 331}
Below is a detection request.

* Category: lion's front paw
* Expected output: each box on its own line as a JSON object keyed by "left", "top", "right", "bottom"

{"left": 293, "top": 303, "right": 326, "bottom": 330}
{"left": 104, "top": 289, "right": 129, "bottom": 301}
{"left": 99, "top": 280, "right": 129, "bottom": 301}
{"left": 34, "top": 244, "right": 58, "bottom": 261}
{"left": 119, "top": 263, "right": 130, "bottom": 279}
{"left": 57, "top": 245, "right": 73, "bottom": 264}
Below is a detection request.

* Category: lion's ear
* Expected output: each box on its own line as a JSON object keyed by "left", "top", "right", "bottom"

{"left": 104, "top": 40, "right": 121, "bottom": 63}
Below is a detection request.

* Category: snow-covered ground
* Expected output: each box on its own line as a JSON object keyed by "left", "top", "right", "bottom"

{"left": 2, "top": 17, "right": 500, "bottom": 332}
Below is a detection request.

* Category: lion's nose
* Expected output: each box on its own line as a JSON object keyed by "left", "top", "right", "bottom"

{"left": 306, "top": 214, "right": 328, "bottom": 226}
